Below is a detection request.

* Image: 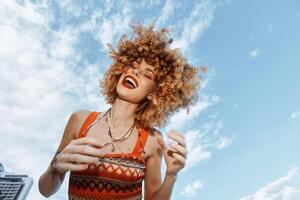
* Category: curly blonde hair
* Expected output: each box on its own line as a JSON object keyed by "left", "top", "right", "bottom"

{"left": 99, "top": 21, "right": 207, "bottom": 129}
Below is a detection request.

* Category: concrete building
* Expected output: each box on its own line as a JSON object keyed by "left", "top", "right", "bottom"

{"left": 0, "top": 162, "right": 33, "bottom": 200}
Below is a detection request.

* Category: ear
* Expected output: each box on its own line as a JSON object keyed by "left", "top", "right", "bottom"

{"left": 147, "top": 93, "right": 158, "bottom": 105}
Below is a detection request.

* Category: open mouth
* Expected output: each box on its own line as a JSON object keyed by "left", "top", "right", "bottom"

{"left": 121, "top": 75, "right": 138, "bottom": 89}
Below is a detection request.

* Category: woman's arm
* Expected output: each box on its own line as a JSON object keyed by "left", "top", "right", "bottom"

{"left": 38, "top": 110, "right": 87, "bottom": 197}
{"left": 143, "top": 140, "right": 177, "bottom": 200}
{"left": 38, "top": 150, "right": 65, "bottom": 198}
{"left": 144, "top": 129, "right": 186, "bottom": 200}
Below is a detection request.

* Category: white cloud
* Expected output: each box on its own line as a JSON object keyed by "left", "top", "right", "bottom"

{"left": 181, "top": 179, "right": 204, "bottom": 197}
{"left": 201, "top": 67, "right": 216, "bottom": 89}
{"left": 290, "top": 111, "right": 300, "bottom": 127}
{"left": 59, "top": 0, "right": 85, "bottom": 17}
{"left": 95, "top": 12, "right": 132, "bottom": 51}
{"left": 0, "top": 1, "right": 220, "bottom": 199}
{"left": 291, "top": 112, "right": 300, "bottom": 119}
{"left": 171, "top": 0, "right": 216, "bottom": 53}
{"left": 139, "top": 0, "right": 160, "bottom": 9}
{"left": 179, "top": 115, "right": 234, "bottom": 170}
{"left": 216, "top": 136, "right": 233, "bottom": 149}
{"left": 239, "top": 167, "right": 300, "bottom": 200}
{"left": 183, "top": 129, "right": 212, "bottom": 169}
{"left": 74, "top": 1, "right": 133, "bottom": 52}
{"left": 0, "top": 1, "right": 107, "bottom": 199}
{"left": 249, "top": 48, "right": 262, "bottom": 58}
{"left": 157, "top": 0, "right": 178, "bottom": 25}
{"left": 166, "top": 95, "right": 221, "bottom": 130}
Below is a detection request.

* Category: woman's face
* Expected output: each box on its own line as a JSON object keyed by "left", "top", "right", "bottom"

{"left": 116, "top": 58, "right": 157, "bottom": 104}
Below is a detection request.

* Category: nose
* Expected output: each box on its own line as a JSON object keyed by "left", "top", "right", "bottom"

{"left": 133, "top": 67, "right": 141, "bottom": 78}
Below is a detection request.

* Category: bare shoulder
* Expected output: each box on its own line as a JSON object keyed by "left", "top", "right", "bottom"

{"left": 154, "top": 128, "right": 163, "bottom": 137}
{"left": 70, "top": 109, "right": 93, "bottom": 139}
{"left": 145, "top": 127, "right": 163, "bottom": 157}
{"left": 47, "top": 109, "right": 92, "bottom": 182}
{"left": 149, "top": 127, "right": 163, "bottom": 139}
{"left": 53, "top": 109, "right": 94, "bottom": 155}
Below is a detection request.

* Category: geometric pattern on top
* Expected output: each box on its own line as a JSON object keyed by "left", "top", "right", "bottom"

{"left": 68, "top": 111, "right": 150, "bottom": 200}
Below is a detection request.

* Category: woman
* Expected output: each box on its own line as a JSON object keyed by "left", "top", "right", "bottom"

{"left": 38, "top": 22, "right": 206, "bottom": 200}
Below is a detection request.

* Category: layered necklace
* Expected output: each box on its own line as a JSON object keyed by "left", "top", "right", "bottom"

{"left": 105, "top": 107, "right": 136, "bottom": 152}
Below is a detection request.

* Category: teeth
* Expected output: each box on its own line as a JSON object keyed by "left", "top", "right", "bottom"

{"left": 125, "top": 76, "right": 137, "bottom": 88}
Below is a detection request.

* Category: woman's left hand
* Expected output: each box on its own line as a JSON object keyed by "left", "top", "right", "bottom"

{"left": 157, "top": 130, "right": 187, "bottom": 178}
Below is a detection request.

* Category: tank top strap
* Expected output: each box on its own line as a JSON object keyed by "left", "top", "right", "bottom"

{"left": 76, "top": 111, "right": 99, "bottom": 139}
{"left": 132, "top": 127, "right": 150, "bottom": 155}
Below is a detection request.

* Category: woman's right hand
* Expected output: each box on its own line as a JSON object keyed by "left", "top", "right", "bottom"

{"left": 51, "top": 136, "right": 106, "bottom": 174}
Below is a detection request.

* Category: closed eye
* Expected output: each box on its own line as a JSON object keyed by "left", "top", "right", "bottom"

{"left": 144, "top": 74, "right": 152, "bottom": 79}
{"left": 131, "top": 62, "right": 155, "bottom": 80}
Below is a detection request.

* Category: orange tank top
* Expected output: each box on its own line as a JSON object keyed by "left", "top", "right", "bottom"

{"left": 68, "top": 111, "right": 149, "bottom": 200}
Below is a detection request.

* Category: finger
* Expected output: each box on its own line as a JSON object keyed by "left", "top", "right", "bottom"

{"left": 67, "top": 144, "right": 105, "bottom": 157}
{"left": 60, "top": 153, "right": 99, "bottom": 165}
{"left": 169, "top": 143, "right": 187, "bottom": 157}
{"left": 172, "top": 152, "right": 186, "bottom": 166}
{"left": 58, "top": 162, "right": 89, "bottom": 172}
{"left": 168, "top": 130, "right": 185, "bottom": 139}
{"left": 167, "top": 131, "right": 186, "bottom": 147}
{"left": 72, "top": 136, "right": 105, "bottom": 148}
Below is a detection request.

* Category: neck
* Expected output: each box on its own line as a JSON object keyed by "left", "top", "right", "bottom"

{"left": 109, "top": 97, "right": 138, "bottom": 129}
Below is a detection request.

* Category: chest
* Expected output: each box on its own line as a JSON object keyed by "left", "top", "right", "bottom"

{"left": 78, "top": 119, "right": 153, "bottom": 161}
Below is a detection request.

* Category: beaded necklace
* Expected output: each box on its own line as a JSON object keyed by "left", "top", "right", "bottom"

{"left": 81, "top": 107, "right": 136, "bottom": 152}
{"left": 106, "top": 107, "right": 136, "bottom": 152}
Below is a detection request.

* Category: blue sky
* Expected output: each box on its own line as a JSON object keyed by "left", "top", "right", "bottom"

{"left": 0, "top": 0, "right": 299, "bottom": 199}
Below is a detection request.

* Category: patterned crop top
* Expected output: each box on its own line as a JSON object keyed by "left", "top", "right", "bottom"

{"left": 68, "top": 111, "right": 149, "bottom": 200}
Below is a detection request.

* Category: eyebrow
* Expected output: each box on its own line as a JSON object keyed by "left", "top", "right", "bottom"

{"left": 133, "top": 61, "right": 155, "bottom": 76}
{"left": 146, "top": 68, "right": 155, "bottom": 76}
